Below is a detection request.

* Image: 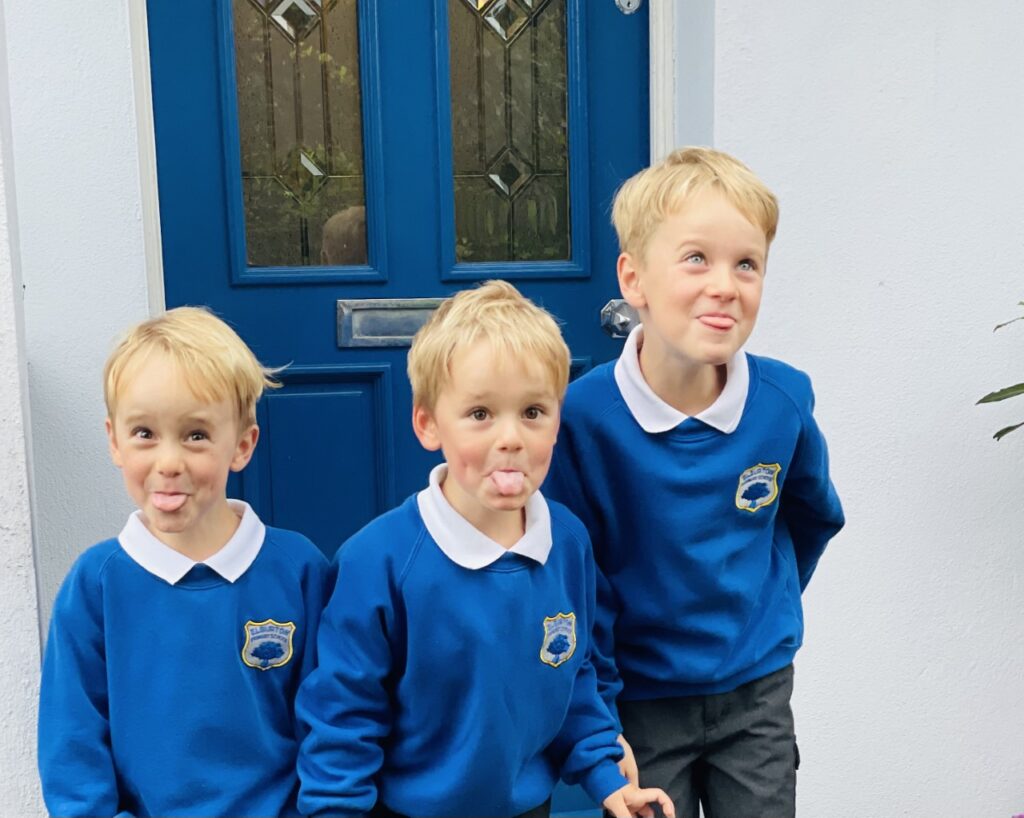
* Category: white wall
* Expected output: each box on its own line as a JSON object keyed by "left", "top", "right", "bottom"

{"left": 706, "top": 2, "right": 1024, "bottom": 815}
{"left": 3, "top": 0, "right": 150, "bottom": 629}
{"left": 0, "top": 0, "right": 42, "bottom": 810}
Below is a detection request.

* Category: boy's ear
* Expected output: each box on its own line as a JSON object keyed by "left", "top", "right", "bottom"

{"left": 412, "top": 405, "right": 441, "bottom": 452}
{"left": 230, "top": 424, "right": 260, "bottom": 472}
{"left": 105, "top": 417, "right": 124, "bottom": 468}
{"left": 617, "top": 251, "right": 647, "bottom": 310}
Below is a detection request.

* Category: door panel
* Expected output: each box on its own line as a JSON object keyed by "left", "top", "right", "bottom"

{"left": 149, "top": 0, "right": 648, "bottom": 547}
{"left": 149, "top": 1, "right": 648, "bottom": 811}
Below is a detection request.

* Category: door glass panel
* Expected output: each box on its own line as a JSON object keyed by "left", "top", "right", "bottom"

{"left": 233, "top": 0, "right": 367, "bottom": 267}
{"left": 449, "top": 0, "right": 570, "bottom": 262}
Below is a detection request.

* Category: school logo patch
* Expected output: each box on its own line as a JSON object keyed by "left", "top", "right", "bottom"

{"left": 735, "top": 463, "right": 781, "bottom": 512}
{"left": 540, "top": 612, "right": 577, "bottom": 668}
{"left": 241, "top": 619, "right": 296, "bottom": 671}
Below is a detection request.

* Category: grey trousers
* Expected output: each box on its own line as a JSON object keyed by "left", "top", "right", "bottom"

{"left": 618, "top": 664, "right": 798, "bottom": 818}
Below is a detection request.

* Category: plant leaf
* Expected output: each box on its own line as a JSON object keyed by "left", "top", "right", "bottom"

{"left": 993, "top": 315, "right": 1024, "bottom": 331}
{"left": 977, "top": 383, "right": 1024, "bottom": 404}
{"left": 993, "top": 421, "right": 1024, "bottom": 440}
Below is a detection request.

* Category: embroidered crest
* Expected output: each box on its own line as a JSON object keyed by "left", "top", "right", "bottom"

{"left": 540, "top": 612, "right": 577, "bottom": 668}
{"left": 241, "top": 619, "right": 296, "bottom": 671}
{"left": 735, "top": 463, "right": 781, "bottom": 512}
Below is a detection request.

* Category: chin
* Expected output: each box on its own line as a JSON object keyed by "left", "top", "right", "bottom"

{"left": 486, "top": 495, "right": 529, "bottom": 512}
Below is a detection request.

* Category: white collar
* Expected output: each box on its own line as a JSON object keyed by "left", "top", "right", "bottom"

{"left": 613, "top": 324, "right": 749, "bottom": 434}
{"left": 118, "top": 500, "right": 266, "bottom": 585}
{"left": 416, "top": 464, "right": 552, "bottom": 569}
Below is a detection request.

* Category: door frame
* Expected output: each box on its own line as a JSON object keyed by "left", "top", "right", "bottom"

{"left": 130, "top": 0, "right": 680, "bottom": 311}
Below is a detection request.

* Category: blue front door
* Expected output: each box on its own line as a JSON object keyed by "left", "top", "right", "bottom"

{"left": 148, "top": 1, "right": 647, "bottom": 811}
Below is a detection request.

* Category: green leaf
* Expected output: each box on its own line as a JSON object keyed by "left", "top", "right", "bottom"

{"left": 993, "top": 421, "right": 1024, "bottom": 440}
{"left": 993, "top": 315, "right": 1024, "bottom": 331}
{"left": 977, "top": 383, "right": 1024, "bottom": 404}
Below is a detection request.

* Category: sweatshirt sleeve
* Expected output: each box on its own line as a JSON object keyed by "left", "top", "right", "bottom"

{"left": 548, "top": 542, "right": 628, "bottom": 805}
{"left": 546, "top": 428, "right": 624, "bottom": 729}
{"left": 295, "top": 540, "right": 398, "bottom": 817}
{"left": 38, "top": 556, "right": 125, "bottom": 818}
{"left": 782, "top": 381, "right": 845, "bottom": 590}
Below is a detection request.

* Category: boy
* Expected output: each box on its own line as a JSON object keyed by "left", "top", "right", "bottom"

{"left": 544, "top": 148, "right": 845, "bottom": 818}
{"left": 38, "top": 307, "right": 332, "bottom": 817}
{"left": 296, "top": 281, "right": 673, "bottom": 818}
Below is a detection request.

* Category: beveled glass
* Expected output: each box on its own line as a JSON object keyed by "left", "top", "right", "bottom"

{"left": 449, "top": 0, "right": 570, "bottom": 262}
{"left": 233, "top": 0, "right": 367, "bottom": 267}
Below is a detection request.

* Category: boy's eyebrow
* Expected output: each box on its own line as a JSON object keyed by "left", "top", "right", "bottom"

{"left": 118, "top": 409, "right": 219, "bottom": 425}
{"left": 461, "top": 389, "right": 558, "bottom": 403}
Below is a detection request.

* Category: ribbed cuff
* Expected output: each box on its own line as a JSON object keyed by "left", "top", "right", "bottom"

{"left": 579, "top": 759, "right": 629, "bottom": 806}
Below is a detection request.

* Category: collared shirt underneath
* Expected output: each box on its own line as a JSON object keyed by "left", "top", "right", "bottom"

{"left": 117, "top": 499, "right": 266, "bottom": 585}
{"left": 613, "top": 324, "right": 749, "bottom": 434}
{"left": 417, "top": 464, "right": 552, "bottom": 569}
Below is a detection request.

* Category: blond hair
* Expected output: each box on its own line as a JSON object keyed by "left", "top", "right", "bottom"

{"left": 407, "top": 280, "right": 570, "bottom": 410}
{"left": 612, "top": 146, "right": 779, "bottom": 258}
{"left": 104, "top": 306, "right": 281, "bottom": 427}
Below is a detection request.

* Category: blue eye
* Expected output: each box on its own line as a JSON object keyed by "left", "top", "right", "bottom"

{"left": 685, "top": 253, "right": 705, "bottom": 264}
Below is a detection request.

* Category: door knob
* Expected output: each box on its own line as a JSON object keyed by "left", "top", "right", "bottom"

{"left": 600, "top": 299, "right": 640, "bottom": 338}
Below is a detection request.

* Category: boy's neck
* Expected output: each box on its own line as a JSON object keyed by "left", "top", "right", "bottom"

{"left": 142, "top": 500, "right": 243, "bottom": 562}
{"left": 440, "top": 476, "right": 526, "bottom": 548}
{"left": 638, "top": 336, "right": 727, "bottom": 417}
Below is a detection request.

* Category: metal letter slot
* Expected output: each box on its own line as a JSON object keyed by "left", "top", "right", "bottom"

{"left": 337, "top": 298, "right": 445, "bottom": 348}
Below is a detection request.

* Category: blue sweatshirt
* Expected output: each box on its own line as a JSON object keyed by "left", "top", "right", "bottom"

{"left": 545, "top": 354, "right": 845, "bottom": 715}
{"left": 296, "top": 486, "right": 627, "bottom": 818}
{"left": 38, "top": 505, "right": 331, "bottom": 818}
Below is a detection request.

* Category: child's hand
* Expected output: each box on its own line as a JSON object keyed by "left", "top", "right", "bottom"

{"left": 616, "top": 733, "right": 639, "bottom": 785}
{"left": 602, "top": 783, "right": 675, "bottom": 818}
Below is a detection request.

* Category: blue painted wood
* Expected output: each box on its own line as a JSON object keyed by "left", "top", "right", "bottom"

{"left": 148, "top": 0, "right": 647, "bottom": 813}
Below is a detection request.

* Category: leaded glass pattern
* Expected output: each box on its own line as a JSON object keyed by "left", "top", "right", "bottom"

{"left": 233, "top": 0, "right": 367, "bottom": 267}
{"left": 449, "top": 0, "right": 570, "bottom": 262}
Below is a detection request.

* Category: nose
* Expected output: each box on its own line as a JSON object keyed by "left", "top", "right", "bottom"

{"left": 495, "top": 417, "right": 524, "bottom": 451}
{"left": 706, "top": 264, "right": 738, "bottom": 299}
{"left": 155, "top": 441, "right": 184, "bottom": 476}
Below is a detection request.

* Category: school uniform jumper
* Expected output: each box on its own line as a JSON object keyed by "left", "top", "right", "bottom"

{"left": 544, "top": 327, "right": 845, "bottom": 814}
{"left": 38, "top": 501, "right": 332, "bottom": 818}
{"left": 296, "top": 466, "right": 627, "bottom": 818}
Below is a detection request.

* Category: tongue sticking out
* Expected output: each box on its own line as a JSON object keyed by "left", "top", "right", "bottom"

{"left": 490, "top": 470, "right": 525, "bottom": 496}
{"left": 151, "top": 492, "right": 188, "bottom": 513}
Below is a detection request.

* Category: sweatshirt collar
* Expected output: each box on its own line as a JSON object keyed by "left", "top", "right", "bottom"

{"left": 417, "top": 464, "right": 552, "bottom": 569}
{"left": 613, "top": 324, "right": 749, "bottom": 434}
{"left": 118, "top": 500, "right": 266, "bottom": 585}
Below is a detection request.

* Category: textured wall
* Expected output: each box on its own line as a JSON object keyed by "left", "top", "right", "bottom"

{"left": 4, "top": 0, "right": 146, "bottom": 631}
{"left": 0, "top": 4, "right": 43, "bottom": 809}
{"left": 707, "top": 2, "right": 1024, "bottom": 814}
